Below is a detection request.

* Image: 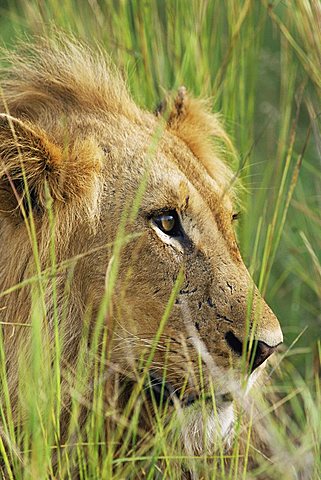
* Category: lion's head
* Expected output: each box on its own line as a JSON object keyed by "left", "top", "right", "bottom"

{"left": 0, "top": 37, "right": 282, "bottom": 456}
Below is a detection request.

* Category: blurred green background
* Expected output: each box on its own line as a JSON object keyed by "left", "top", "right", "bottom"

{"left": 0, "top": 0, "right": 320, "bottom": 372}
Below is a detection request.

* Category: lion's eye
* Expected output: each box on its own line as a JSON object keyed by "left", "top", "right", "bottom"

{"left": 152, "top": 210, "right": 182, "bottom": 237}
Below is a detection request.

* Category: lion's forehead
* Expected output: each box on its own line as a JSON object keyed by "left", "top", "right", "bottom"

{"left": 113, "top": 118, "right": 235, "bottom": 202}
{"left": 120, "top": 125, "right": 234, "bottom": 209}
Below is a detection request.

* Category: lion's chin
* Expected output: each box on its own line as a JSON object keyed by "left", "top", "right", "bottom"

{"left": 173, "top": 401, "right": 235, "bottom": 456}
{"left": 175, "top": 370, "right": 263, "bottom": 456}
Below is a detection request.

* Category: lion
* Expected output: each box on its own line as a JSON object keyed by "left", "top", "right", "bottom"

{"left": 0, "top": 36, "right": 283, "bottom": 477}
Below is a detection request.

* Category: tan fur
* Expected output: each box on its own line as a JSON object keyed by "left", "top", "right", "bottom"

{"left": 0, "top": 36, "right": 282, "bottom": 474}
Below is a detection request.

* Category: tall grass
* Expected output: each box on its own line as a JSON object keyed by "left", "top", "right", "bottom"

{"left": 0, "top": 1, "right": 320, "bottom": 479}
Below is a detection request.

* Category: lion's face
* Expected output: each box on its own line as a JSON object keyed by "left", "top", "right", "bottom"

{"left": 0, "top": 40, "right": 283, "bottom": 451}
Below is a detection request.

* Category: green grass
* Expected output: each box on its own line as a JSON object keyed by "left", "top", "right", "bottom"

{"left": 0, "top": 0, "right": 320, "bottom": 479}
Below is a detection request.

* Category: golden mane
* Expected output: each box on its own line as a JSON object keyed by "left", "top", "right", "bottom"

{"left": 0, "top": 35, "right": 141, "bottom": 123}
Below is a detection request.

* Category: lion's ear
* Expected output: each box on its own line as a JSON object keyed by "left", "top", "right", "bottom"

{"left": 155, "top": 87, "right": 236, "bottom": 170}
{"left": 155, "top": 86, "right": 188, "bottom": 122}
{"left": 0, "top": 113, "right": 65, "bottom": 217}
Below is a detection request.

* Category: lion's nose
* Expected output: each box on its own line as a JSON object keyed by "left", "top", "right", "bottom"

{"left": 225, "top": 331, "right": 279, "bottom": 372}
{"left": 250, "top": 340, "right": 278, "bottom": 371}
